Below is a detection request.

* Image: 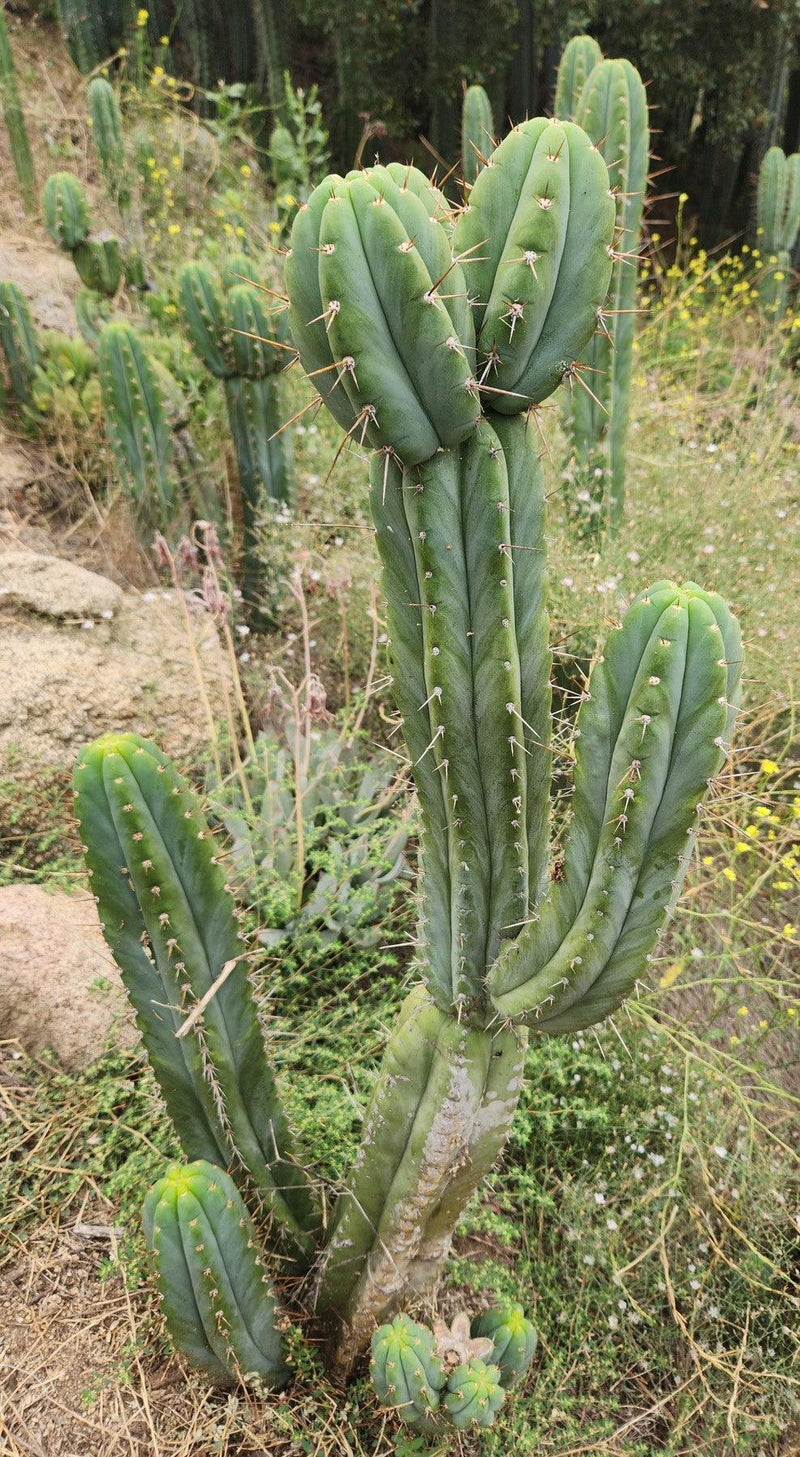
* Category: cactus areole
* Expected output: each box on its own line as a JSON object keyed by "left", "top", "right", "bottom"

{"left": 75, "top": 121, "right": 743, "bottom": 1396}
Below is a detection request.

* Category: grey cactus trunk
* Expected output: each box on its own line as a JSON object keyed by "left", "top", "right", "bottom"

{"left": 75, "top": 123, "right": 743, "bottom": 1397}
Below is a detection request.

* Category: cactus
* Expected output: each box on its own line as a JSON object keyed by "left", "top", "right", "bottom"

{"left": 564, "top": 57, "right": 650, "bottom": 533}
{"left": 461, "top": 84, "right": 494, "bottom": 187}
{"left": 74, "top": 285, "right": 113, "bottom": 347}
{"left": 42, "top": 172, "right": 90, "bottom": 252}
{"left": 178, "top": 260, "right": 294, "bottom": 616}
{"left": 98, "top": 323, "right": 175, "bottom": 519}
{"left": 87, "top": 76, "right": 129, "bottom": 212}
{"left": 755, "top": 145, "right": 800, "bottom": 318}
{"left": 553, "top": 33, "right": 602, "bottom": 121}
{"left": 0, "top": 280, "right": 39, "bottom": 409}
{"left": 76, "top": 121, "right": 744, "bottom": 1392}
{"left": 370, "top": 1314, "right": 446, "bottom": 1431}
{"left": 444, "top": 1358, "right": 506, "bottom": 1429}
{"left": 74, "top": 732, "right": 322, "bottom": 1265}
{"left": 56, "top": 0, "right": 132, "bottom": 73}
{"left": 143, "top": 1160, "right": 291, "bottom": 1387}
{"left": 471, "top": 1304, "right": 537, "bottom": 1389}
{"left": 0, "top": 7, "right": 36, "bottom": 215}
{"left": 43, "top": 171, "right": 122, "bottom": 298}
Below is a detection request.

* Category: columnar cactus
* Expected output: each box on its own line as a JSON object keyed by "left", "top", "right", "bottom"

{"left": 562, "top": 57, "right": 650, "bottom": 533}
{"left": 98, "top": 323, "right": 175, "bottom": 519}
{"left": 0, "top": 281, "right": 39, "bottom": 410}
{"left": 42, "top": 171, "right": 122, "bottom": 298}
{"left": 56, "top": 0, "right": 132, "bottom": 73}
{"left": 461, "top": 83, "right": 494, "bottom": 187}
{"left": 553, "top": 33, "right": 602, "bottom": 121}
{"left": 0, "top": 7, "right": 36, "bottom": 215}
{"left": 755, "top": 145, "right": 800, "bottom": 318}
{"left": 179, "top": 258, "right": 295, "bottom": 615}
{"left": 75, "top": 121, "right": 743, "bottom": 1398}
{"left": 87, "top": 77, "right": 129, "bottom": 212}
{"left": 143, "top": 1160, "right": 291, "bottom": 1386}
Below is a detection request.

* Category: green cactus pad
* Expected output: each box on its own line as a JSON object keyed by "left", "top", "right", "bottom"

{"left": 471, "top": 1303, "right": 537, "bottom": 1388}
{"left": 74, "top": 733, "right": 320, "bottom": 1265}
{"left": 42, "top": 171, "right": 91, "bottom": 251}
{"left": 553, "top": 33, "right": 603, "bottom": 120}
{"left": 370, "top": 1313, "right": 446, "bottom": 1430}
{"left": 454, "top": 118, "right": 616, "bottom": 412}
{"left": 444, "top": 1357, "right": 505, "bottom": 1428}
{"left": 144, "top": 1159, "right": 291, "bottom": 1387}
{"left": 489, "top": 581, "right": 743, "bottom": 1029}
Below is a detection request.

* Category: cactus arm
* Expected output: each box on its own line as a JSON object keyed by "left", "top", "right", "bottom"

{"left": 0, "top": 281, "right": 39, "bottom": 409}
{"left": 98, "top": 322, "right": 174, "bottom": 517}
{"left": 317, "top": 988, "right": 524, "bottom": 1375}
{"left": 471, "top": 1304, "right": 537, "bottom": 1389}
{"left": 74, "top": 734, "right": 321, "bottom": 1264}
{"left": 0, "top": 7, "right": 36, "bottom": 215}
{"left": 87, "top": 76, "right": 126, "bottom": 208}
{"left": 488, "top": 584, "right": 742, "bottom": 1029}
{"left": 553, "top": 34, "right": 603, "bottom": 120}
{"left": 178, "top": 262, "right": 235, "bottom": 379}
{"left": 42, "top": 171, "right": 90, "bottom": 251}
{"left": 369, "top": 452, "right": 453, "bottom": 1011}
{"left": 444, "top": 1358, "right": 505, "bottom": 1428}
{"left": 454, "top": 119, "right": 615, "bottom": 409}
{"left": 145, "top": 1161, "right": 291, "bottom": 1386}
{"left": 462, "top": 84, "right": 495, "bottom": 187}
{"left": 318, "top": 175, "right": 479, "bottom": 465}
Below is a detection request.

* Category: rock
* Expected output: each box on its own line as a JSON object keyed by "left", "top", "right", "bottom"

{"left": 0, "top": 228, "right": 79, "bottom": 333}
{"left": 0, "top": 549, "right": 124, "bottom": 619}
{"left": 0, "top": 884, "right": 137, "bottom": 1070}
{"left": 0, "top": 577, "right": 229, "bottom": 832}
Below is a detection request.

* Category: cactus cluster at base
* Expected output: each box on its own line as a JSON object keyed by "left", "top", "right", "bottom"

{"left": 178, "top": 257, "right": 295, "bottom": 617}
{"left": 755, "top": 146, "right": 800, "bottom": 319}
{"left": 370, "top": 1309, "right": 533, "bottom": 1432}
{"left": 74, "top": 119, "right": 743, "bottom": 1395}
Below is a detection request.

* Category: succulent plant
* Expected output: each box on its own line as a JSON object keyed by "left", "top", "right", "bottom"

{"left": 144, "top": 1159, "right": 291, "bottom": 1386}
{"left": 0, "top": 280, "right": 39, "bottom": 410}
{"left": 755, "top": 145, "right": 800, "bottom": 318}
{"left": 0, "top": 7, "right": 36, "bottom": 215}
{"left": 178, "top": 259, "right": 295, "bottom": 618}
{"left": 55, "top": 0, "right": 132, "bottom": 73}
{"left": 75, "top": 123, "right": 743, "bottom": 1396}
{"left": 87, "top": 76, "right": 129, "bottom": 212}
{"left": 553, "top": 33, "right": 602, "bottom": 121}
{"left": 564, "top": 55, "right": 650, "bottom": 534}
{"left": 444, "top": 1357, "right": 506, "bottom": 1429}
{"left": 211, "top": 719, "right": 410, "bottom": 950}
{"left": 471, "top": 1303, "right": 537, "bottom": 1389}
{"left": 98, "top": 322, "right": 175, "bottom": 519}
{"left": 461, "top": 83, "right": 494, "bottom": 187}
{"left": 43, "top": 171, "right": 122, "bottom": 298}
{"left": 370, "top": 1314, "right": 446, "bottom": 1431}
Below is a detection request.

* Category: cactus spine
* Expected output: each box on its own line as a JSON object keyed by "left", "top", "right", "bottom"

{"left": 0, "top": 7, "right": 36, "bottom": 215}
{"left": 461, "top": 84, "right": 494, "bottom": 187}
{"left": 98, "top": 323, "right": 175, "bottom": 519}
{"left": 178, "top": 259, "right": 294, "bottom": 615}
{"left": 75, "top": 116, "right": 743, "bottom": 1393}
{"left": 553, "top": 33, "right": 602, "bottom": 121}
{"left": 0, "top": 280, "right": 39, "bottom": 409}
{"left": 756, "top": 145, "right": 800, "bottom": 318}
{"left": 143, "top": 1160, "right": 291, "bottom": 1386}
{"left": 565, "top": 57, "right": 650, "bottom": 532}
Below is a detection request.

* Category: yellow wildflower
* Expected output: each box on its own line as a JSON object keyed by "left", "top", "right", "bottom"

{"left": 760, "top": 759, "right": 779, "bottom": 775}
{"left": 136, "top": 8, "right": 149, "bottom": 26}
{"left": 722, "top": 867, "right": 736, "bottom": 882}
